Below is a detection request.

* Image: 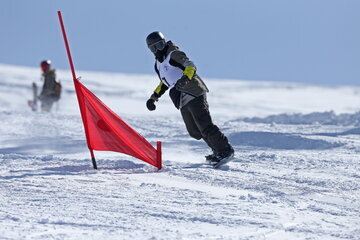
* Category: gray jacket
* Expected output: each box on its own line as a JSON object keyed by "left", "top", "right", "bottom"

{"left": 153, "top": 41, "right": 209, "bottom": 109}
{"left": 40, "top": 69, "right": 57, "bottom": 98}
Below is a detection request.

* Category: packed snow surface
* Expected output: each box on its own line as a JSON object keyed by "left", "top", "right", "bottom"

{"left": 0, "top": 64, "right": 359, "bottom": 239}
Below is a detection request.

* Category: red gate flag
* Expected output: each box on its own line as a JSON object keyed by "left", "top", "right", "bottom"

{"left": 75, "top": 78, "right": 162, "bottom": 169}
{"left": 57, "top": 11, "right": 162, "bottom": 169}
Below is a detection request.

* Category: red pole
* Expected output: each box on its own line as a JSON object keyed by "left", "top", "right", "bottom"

{"left": 90, "top": 149, "right": 97, "bottom": 169}
{"left": 57, "top": 11, "right": 97, "bottom": 169}
{"left": 57, "top": 11, "right": 76, "bottom": 81}
{"left": 156, "top": 141, "right": 162, "bottom": 170}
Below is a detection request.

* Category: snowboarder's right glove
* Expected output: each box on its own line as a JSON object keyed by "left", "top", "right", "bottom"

{"left": 146, "top": 99, "right": 156, "bottom": 111}
{"left": 146, "top": 93, "right": 158, "bottom": 111}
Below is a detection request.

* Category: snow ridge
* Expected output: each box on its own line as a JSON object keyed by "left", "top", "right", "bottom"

{"left": 242, "top": 111, "right": 360, "bottom": 126}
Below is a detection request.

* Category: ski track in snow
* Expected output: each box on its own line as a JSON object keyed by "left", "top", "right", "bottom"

{"left": 0, "top": 64, "right": 360, "bottom": 239}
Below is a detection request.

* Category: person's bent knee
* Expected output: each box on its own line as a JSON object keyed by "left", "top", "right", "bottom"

{"left": 189, "top": 133, "right": 202, "bottom": 140}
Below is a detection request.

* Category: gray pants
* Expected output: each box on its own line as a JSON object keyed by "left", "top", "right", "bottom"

{"left": 40, "top": 96, "right": 56, "bottom": 112}
{"left": 180, "top": 94, "right": 230, "bottom": 153}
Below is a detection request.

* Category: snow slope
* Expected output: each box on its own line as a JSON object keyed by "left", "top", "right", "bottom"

{"left": 0, "top": 63, "right": 359, "bottom": 240}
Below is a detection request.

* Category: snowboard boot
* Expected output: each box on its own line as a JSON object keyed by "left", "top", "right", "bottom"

{"left": 205, "top": 152, "right": 217, "bottom": 163}
{"left": 205, "top": 147, "right": 218, "bottom": 163}
{"left": 210, "top": 145, "right": 234, "bottom": 165}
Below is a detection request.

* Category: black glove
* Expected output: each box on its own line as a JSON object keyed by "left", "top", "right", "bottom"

{"left": 146, "top": 98, "right": 156, "bottom": 111}
{"left": 175, "top": 75, "right": 190, "bottom": 90}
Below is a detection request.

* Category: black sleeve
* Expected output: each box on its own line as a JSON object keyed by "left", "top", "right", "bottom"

{"left": 169, "top": 50, "right": 196, "bottom": 71}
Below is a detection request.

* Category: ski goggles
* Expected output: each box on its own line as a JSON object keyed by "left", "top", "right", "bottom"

{"left": 148, "top": 40, "right": 166, "bottom": 53}
{"left": 41, "top": 65, "right": 49, "bottom": 71}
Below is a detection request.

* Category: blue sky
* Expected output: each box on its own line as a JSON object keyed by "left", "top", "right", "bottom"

{"left": 1, "top": 0, "right": 359, "bottom": 85}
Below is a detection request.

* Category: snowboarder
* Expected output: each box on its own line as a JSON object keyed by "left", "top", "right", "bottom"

{"left": 37, "top": 60, "right": 61, "bottom": 112}
{"left": 145, "top": 31, "right": 234, "bottom": 165}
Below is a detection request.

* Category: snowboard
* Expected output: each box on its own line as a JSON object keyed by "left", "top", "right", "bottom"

{"left": 27, "top": 82, "right": 38, "bottom": 111}
{"left": 199, "top": 155, "right": 235, "bottom": 169}
{"left": 183, "top": 155, "right": 236, "bottom": 169}
{"left": 212, "top": 156, "right": 235, "bottom": 169}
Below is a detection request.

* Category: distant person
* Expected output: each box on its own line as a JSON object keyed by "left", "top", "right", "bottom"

{"left": 37, "top": 60, "right": 61, "bottom": 112}
{"left": 145, "top": 31, "right": 234, "bottom": 166}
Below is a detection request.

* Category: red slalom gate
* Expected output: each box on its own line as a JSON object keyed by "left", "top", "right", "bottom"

{"left": 57, "top": 11, "right": 162, "bottom": 170}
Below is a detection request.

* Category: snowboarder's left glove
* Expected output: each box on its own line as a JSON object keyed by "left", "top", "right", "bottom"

{"left": 175, "top": 75, "right": 190, "bottom": 90}
{"left": 176, "top": 66, "right": 196, "bottom": 90}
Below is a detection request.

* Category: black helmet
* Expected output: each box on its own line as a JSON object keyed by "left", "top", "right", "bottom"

{"left": 40, "top": 60, "right": 51, "bottom": 71}
{"left": 146, "top": 31, "right": 166, "bottom": 54}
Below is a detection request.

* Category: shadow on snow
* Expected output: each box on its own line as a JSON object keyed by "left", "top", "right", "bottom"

{"left": 228, "top": 131, "right": 342, "bottom": 150}
{"left": 315, "top": 127, "right": 360, "bottom": 137}
{"left": 0, "top": 137, "right": 86, "bottom": 155}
